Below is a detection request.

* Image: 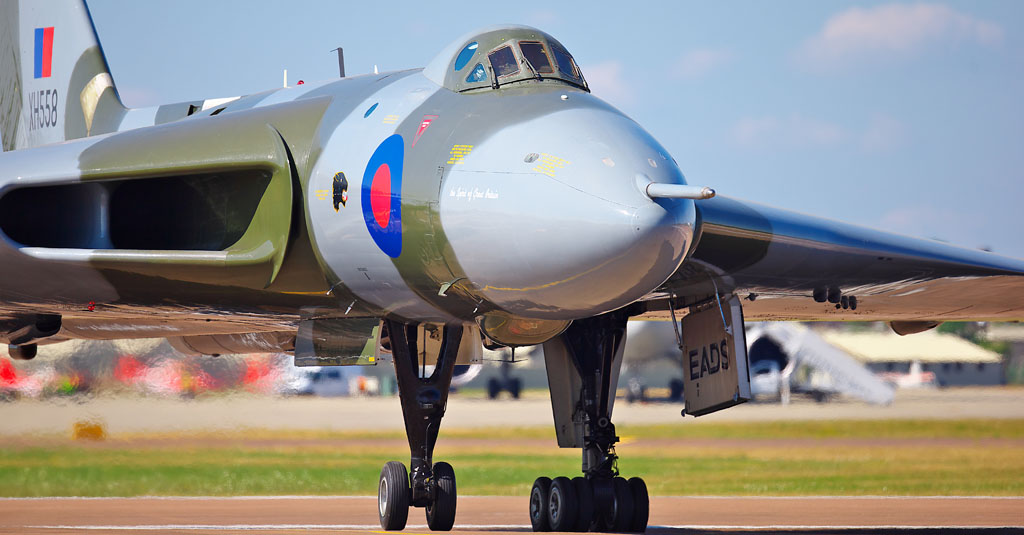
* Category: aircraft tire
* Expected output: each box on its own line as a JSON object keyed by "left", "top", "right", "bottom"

{"left": 548, "top": 476, "right": 578, "bottom": 531}
{"left": 378, "top": 461, "right": 410, "bottom": 531}
{"left": 529, "top": 476, "right": 552, "bottom": 531}
{"left": 509, "top": 377, "right": 522, "bottom": 399}
{"left": 487, "top": 378, "right": 501, "bottom": 399}
{"left": 590, "top": 477, "right": 614, "bottom": 531}
{"left": 611, "top": 476, "right": 635, "bottom": 532}
{"left": 426, "top": 461, "right": 457, "bottom": 531}
{"left": 627, "top": 477, "right": 649, "bottom": 532}
{"left": 572, "top": 477, "right": 595, "bottom": 532}
{"left": 669, "top": 379, "right": 684, "bottom": 402}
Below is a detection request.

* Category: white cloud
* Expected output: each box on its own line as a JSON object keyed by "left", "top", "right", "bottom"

{"left": 672, "top": 48, "right": 733, "bottom": 79}
{"left": 798, "top": 3, "right": 1003, "bottom": 69}
{"left": 732, "top": 113, "right": 914, "bottom": 152}
{"left": 582, "top": 60, "right": 633, "bottom": 106}
{"left": 732, "top": 115, "right": 845, "bottom": 149}
{"left": 861, "top": 114, "right": 908, "bottom": 152}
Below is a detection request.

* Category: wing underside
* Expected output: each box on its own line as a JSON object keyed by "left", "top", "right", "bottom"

{"left": 654, "top": 196, "right": 1024, "bottom": 322}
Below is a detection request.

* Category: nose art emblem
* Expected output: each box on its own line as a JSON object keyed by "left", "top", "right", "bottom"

{"left": 332, "top": 172, "right": 348, "bottom": 211}
{"left": 361, "top": 134, "right": 404, "bottom": 258}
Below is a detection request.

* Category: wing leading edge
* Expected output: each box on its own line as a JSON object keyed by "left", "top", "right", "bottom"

{"left": 657, "top": 196, "right": 1024, "bottom": 322}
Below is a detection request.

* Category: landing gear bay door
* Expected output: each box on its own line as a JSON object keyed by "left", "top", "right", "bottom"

{"left": 681, "top": 295, "right": 751, "bottom": 416}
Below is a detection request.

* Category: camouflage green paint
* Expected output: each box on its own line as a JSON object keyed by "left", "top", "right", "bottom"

{"left": 74, "top": 102, "right": 310, "bottom": 288}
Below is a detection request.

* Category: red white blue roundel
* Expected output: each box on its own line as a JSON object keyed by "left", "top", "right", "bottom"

{"left": 362, "top": 134, "right": 404, "bottom": 258}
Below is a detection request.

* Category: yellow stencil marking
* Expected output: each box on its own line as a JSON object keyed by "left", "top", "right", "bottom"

{"left": 532, "top": 153, "right": 570, "bottom": 177}
{"left": 447, "top": 144, "right": 474, "bottom": 164}
{"left": 381, "top": 114, "right": 399, "bottom": 124}
{"left": 314, "top": 189, "right": 330, "bottom": 200}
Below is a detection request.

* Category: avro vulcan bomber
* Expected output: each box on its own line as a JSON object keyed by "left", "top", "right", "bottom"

{"left": 2, "top": 2, "right": 1023, "bottom": 532}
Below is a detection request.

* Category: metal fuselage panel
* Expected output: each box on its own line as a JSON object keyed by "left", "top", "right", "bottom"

{"left": 0, "top": 69, "right": 698, "bottom": 337}
{"left": 307, "top": 71, "right": 696, "bottom": 324}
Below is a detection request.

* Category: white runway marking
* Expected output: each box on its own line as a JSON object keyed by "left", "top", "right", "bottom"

{"left": 656, "top": 527, "right": 1024, "bottom": 531}
{"left": 30, "top": 525, "right": 1024, "bottom": 531}
{"left": 1, "top": 495, "right": 526, "bottom": 501}
{"left": 5, "top": 494, "right": 1020, "bottom": 500}
{"left": 32, "top": 525, "right": 529, "bottom": 531}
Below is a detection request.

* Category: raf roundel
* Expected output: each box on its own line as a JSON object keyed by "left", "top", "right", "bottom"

{"left": 361, "top": 134, "right": 404, "bottom": 258}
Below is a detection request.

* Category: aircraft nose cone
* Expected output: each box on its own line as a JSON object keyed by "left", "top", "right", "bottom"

{"left": 439, "top": 105, "right": 696, "bottom": 319}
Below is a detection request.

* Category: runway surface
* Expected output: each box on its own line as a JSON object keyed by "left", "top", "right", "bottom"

{"left": 2, "top": 496, "right": 1021, "bottom": 535}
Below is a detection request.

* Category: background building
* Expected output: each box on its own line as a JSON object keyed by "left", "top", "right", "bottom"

{"left": 821, "top": 330, "right": 1003, "bottom": 387}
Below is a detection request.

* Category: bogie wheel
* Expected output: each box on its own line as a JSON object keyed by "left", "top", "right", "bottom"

{"left": 611, "top": 477, "right": 635, "bottom": 532}
{"left": 529, "top": 476, "right": 552, "bottom": 532}
{"left": 509, "top": 377, "right": 522, "bottom": 399}
{"left": 487, "top": 378, "right": 502, "bottom": 399}
{"left": 548, "top": 476, "right": 578, "bottom": 531}
{"left": 426, "top": 462, "right": 457, "bottom": 531}
{"left": 627, "top": 477, "right": 649, "bottom": 532}
{"left": 572, "top": 477, "right": 595, "bottom": 532}
{"left": 590, "top": 478, "right": 615, "bottom": 531}
{"left": 378, "top": 461, "right": 410, "bottom": 531}
{"left": 668, "top": 379, "right": 684, "bottom": 402}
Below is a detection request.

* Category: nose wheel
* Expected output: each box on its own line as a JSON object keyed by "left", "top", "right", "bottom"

{"left": 377, "top": 460, "right": 458, "bottom": 531}
{"left": 377, "top": 321, "right": 462, "bottom": 531}
{"left": 378, "top": 461, "right": 410, "bottom": 530}
{"left": 426, "top": 461, "right": 458, "bottom": 531}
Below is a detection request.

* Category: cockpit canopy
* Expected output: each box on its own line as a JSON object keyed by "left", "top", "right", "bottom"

{"left": 423, "top": 25, "right": 588, "bottom": 93}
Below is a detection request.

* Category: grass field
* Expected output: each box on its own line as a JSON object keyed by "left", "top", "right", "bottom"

{"left": 1, "top": 419, "right": 1022, "bottom": 497}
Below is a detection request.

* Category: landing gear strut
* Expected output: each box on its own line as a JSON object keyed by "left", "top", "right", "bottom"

{"left": 533, "top": 313, "right": 649, "bottom": 532}
{"left": 377, "top": 320, "right": 462, "bottom": 531}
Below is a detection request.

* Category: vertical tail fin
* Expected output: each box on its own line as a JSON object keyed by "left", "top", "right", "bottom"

{"left": 0, "top": 0, "right": 126, "bottom": 151}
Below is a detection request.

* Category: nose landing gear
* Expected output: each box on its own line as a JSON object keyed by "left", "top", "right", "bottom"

{"left": 376, "top": 321, "right": 462, "bottom": 531}
{"left": 532, "top": 313, "right": 650, "bottom": 532}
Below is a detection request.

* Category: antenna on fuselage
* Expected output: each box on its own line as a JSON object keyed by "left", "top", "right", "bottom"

{"left": 331, "top": 47, "right": 346, "bottom": 78}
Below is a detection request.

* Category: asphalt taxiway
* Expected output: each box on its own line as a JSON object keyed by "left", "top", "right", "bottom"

{"left": 1, "top": 496, "right": 1021, "bottom": 535}
{"left": 3, "top": 388, "right": 1023, "bottom": 534}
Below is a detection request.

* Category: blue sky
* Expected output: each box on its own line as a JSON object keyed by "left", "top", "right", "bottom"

{"left": 88, "top": 1, "right": 1024, "bottom": 258}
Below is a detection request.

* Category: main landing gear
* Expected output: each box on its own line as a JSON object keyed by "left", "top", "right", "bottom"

{"left": 377, "top": 320, "right": 462, "bottom": 531}
{"left": 532, "top": 313, "right": 649, "bottom": 532}
{"left": 487, "top": 360, "right": 523, "bottom": 399}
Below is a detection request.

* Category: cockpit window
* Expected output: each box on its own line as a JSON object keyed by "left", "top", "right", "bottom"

{"left": 465, "top": 63, "right": 487, "bottom": 83}
{"left": 426, "top": 27, "right": 590, "bottom": 93}
{"left": 549, "top": 43, "right": 581, "bottom": 81}
{"left": 454, "top": 42, "right": 478, "bottom": 71}
{"left": 519, "top": 41, "right": 553, "bottom": 74}
{"left": 488, "top": 45, "right": 519, "bottom": 78}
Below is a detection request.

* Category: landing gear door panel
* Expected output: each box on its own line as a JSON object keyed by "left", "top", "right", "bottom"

{"left": 681, "top": 295, "right": 751, "bottom": 416}
{"left": 294, "top": 318, "right": 380, "bottom": 366}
